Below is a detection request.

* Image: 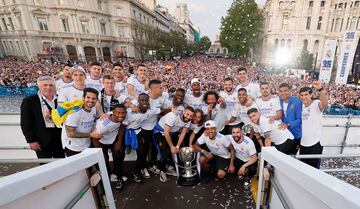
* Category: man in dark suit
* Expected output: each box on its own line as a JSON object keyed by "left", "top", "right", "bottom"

{"left": 21, "top": 76, "right": 65, "bottom": 158}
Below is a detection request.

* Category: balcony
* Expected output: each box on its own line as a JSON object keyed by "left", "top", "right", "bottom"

{"left": 0, "top": 30, "right": 27, "bottom": 36}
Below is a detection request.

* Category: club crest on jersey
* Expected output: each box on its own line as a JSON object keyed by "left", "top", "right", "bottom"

{"left": 290, "top": 104, "right": 295, "bottom": 109}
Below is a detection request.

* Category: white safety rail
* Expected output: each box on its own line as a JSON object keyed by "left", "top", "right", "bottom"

{"left": 256, "top": 147, "right": 360, "bottom": 209}
{"left": 0, "top": 148, "right": 116, "bottom": 209}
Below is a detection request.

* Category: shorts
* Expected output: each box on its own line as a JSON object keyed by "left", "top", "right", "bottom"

{"left": 209, "top": 155, "right": 230, "bottom": 171}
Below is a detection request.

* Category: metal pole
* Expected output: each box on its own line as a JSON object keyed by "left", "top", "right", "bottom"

{"left": 0, "top": 146, "right": 31, "bottom": 150}
{"left": 294, "top": 154, "right": 360, "bottom": 159}
{"left": 256, "top": 156, "right": 265, "bottom": 209}
{"left": 341, "top": 114, "right": 352, "bottom": 154}
{"left": 321, "top": 168, "right": 360, "bottom": 173}
{"left": 64, "top": 183, "right": 91, "bottom": 209}
{"left": 0, "top": 159, "right": 60, "bottom": 163}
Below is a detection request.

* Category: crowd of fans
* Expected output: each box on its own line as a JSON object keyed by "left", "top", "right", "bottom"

{"left": 0, "top": 56, "right": 359, "bottom": 109}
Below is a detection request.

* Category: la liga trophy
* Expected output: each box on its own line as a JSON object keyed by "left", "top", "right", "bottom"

{"left": 176, "top": 147, "right": 200, "bottom": 186}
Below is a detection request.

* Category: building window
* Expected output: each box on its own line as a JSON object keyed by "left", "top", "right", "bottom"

{"left": 33, "top": 0, "right": 41, "bottom": 5}
{"left": 1, "top": 18, "right": 8, "bottom": 30}
{"left": 355, "top": 1, "right": 360, "bottom": 7}
{"left": 16, "top": 41, "right": 21, "bottom": 54}
{"left": 320, "top": 1, "right": 325, "bottom": 7}
{"left": 139, "top": 14, "right": 142, "bottom": 21}
{"left": 78, "top": 0, "right": 84, "bottom": 7}
{"left": 309, "top": 1, "right": 313, "bottom": 7}
{"left": 133, "top": 10, "right": 136, "bottom": 18}
{"left": 80, "top": 20, "right": 89, "bottom": 33}
{"left": 338, "top": 3, "right": 343, "bottom": 9}
{"left": 291, "top": 1, "right": 295, "bottom": 6}
{"left": 344, "top": 3, "right": 347, "bottom": 8}
{"left": 282, "top": 15, "right": 289, "bottom": 30}
{"left": 346, "top": 17, "right": 350, "bottom": 30}
{"left": 331, "top": 18, "right": 335, "bottom": 32}
{"left": 62, "top": 18, "right": 70, "bottom": 32}
{"left": 24, "top": 40, "right": 31, "bottom": 54}
{"left": 340, "top": 18, "right": 344, "bottom": 31}
{"left": 317, "top": 16, "right": 322, "bottom": 30}
{"left": 97, "top": 0, "right": 102, "bottom": 10}
{"left": 306, "top": 16, "right": 311, "bottom": 30}
{"left": 8, "top": 17, "right": 14, "bottom": 30}
{"left": 116, "top": 7, "right": 122, "bottom": 16}
{"left": 335, "top": 18, "right": 341, "bottom": 31}
{"left": 335, "top": 4, "right": 337, "bottom": 9}
{"left": 279, "top": 1, "right": 283, "bottom": 8}
{"left": 9, "top": 41, "right": 14, "bottom": 53}
{"left": 314, "top": 40, "right": 319, "bottom": 54}
{"left": 303, "top": 39, "right": 308, "bottom": 51}
{"left": 37, "top": 17, "right": 48, "bottom": 31}
{"left": 2, "top": 41, "right": 7, "bottom": 52}
{"left": 357, "top": 17, "right": 360, "bottom": 30}
{"left": 117, "top": 25, "right": 124, "bottom": 37}
{"left": 287, "top": 39, "right": 292, "bottom": 49}
{"left": 100, "top": 22, "right": 106, "bottom": 35}
{"left": 350, "top": 17, "right": 357, "bottom": 30}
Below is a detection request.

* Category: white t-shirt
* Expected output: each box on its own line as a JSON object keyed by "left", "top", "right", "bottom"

{"left": 254, "top": 116, "right": 294, "bottom": 145}
{"left": 142, "top": 94, "right": 170, "bottom": 130}
{"left": 229, "top": 135, "right": 257, "bottom": 162}
{"left": 189, "top": 123, "right": 203, "bottom": 134}
{"left": 184, "top": 92, "right": 206, "bottom": 110}
{"left": 219, "top": 90, "right": 242, "bottom": 125}
{"left": 283, "top": 102, "right": 288, "bottom": 117}
{"left": 95, "top": 118, "right": 121, "bottom": 144}
{"left": 124, "top": 108, "right": 160, "bottom": 134}
{"left": 55, "top": 78, "right": 73, "bottom": 95}
{"left": 62, "top": 108, "right": 97, "bottom": 151}
{"left": 85, "top": 76, "right": 103, "bottom": 91}
{"left": 58, "top": 85, "right": 84, "bottom": 103}
{"left": 98, "top": 91, "right": 128, "bottom": 113}
{"left": 126, "top": 76, "right": 146, "bottom": 100}
{"left": 115, "top": 81, "right": 127, "bottom": 94}
{"left": 301, "top": 100, "right": 323, "bottom": 147}
{"left": 235, "top": 102, "right": 258, "bottom": 125}
{"left": 158, "top": 112, "right": 191, "bottom": 133}
{"left": 197, "top": 133, "right": 231, "bottom": 159}
{"left": 202, "top": 104, "right": 227, "bottom": 132}
{"left": 255, "top": 97, "right": 282, "bottom": 118}
{"left": 236, "top": 82, "right": 261, "bottom": 100}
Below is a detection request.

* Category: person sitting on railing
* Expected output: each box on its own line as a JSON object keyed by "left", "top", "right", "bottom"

{"left": 298, "top": 81, "right": 329, "bottom": 169}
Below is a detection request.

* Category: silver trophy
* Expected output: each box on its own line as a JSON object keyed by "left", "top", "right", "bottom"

{"left": 242, "top": 124, "right": 253, "bottom": 135}
{"left": 176, "top": 147, "right": 199, "bottom": 186}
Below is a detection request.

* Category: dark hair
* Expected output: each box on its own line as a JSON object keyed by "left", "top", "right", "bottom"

{"left": 65, "top": 63, "right": 74, "bottom": 68}
{"left": 247, "top": 108, "right": 258, "bottom": 115}
{"left": 231, "top": 125, "right": 242, "bottom": 131}
{"left": 194, "top": 108, "right": 205, "bottom": 125}
{"left": 175, "top": 88, "right": 186, "bottom": 94}
{"left": 224, "top": 77, "right": 234, "bottom": 82}
{"left": 112, "top": 104, "right": 126, "bottom": 111}
{"left": 279, "top": 83, "right": 291, "bottom": 89}
{"left": 185, "top": 106, "right": 195, "bottom": 112}
{"left": 299, "top": 86, "right": 313, "bottom": 94}
{"left": 137, "top": 64, "right": 147, "bottom": 69}
{"left": 102, "top": 74, "right": 114, "bottom": 81}
{"left": 203, "top": 90, "right": 219, "bottom": 103}
{"left": 138, "top": 93, "right": 149, "bottom": 99}
{"left": 83, "top": 87, "right": 99, "bottom": 99}
{"left": 237, "top": 67, "right": 247, "bottom": 73}
{"left": 113, "top": 62, "right": 123, "bottom": 68}
{"left": 237, "top": 88, "right": 247, "bottom": 93}
{"left": 260, "top": 81, "right": 269, "bottom": 87}
{"left": 149, "top": 79, "right": 162, "bottom": 88}
{"left": 91, "top": 61, "right": 101, "bottom": 67}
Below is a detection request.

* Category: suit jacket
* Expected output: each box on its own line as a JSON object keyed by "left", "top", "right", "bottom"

{"left": 20, "top": 94, "right": 61, "bottom": 148}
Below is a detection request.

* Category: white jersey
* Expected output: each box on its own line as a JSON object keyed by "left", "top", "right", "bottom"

{"left": 58, "top": 85, "right": 84, "bottom": 103}
{"left": 235, "top": 101, "right": 258, "bottom": 125}
{"left": 189, "top": 123, "right": 203, "bottom": 134}
{"left": 126, "top": 76, "right": 146, "bottom": 101}
{"left": 85, "top": 76, "right": 103, "bottom": 91}
{"left": 142, "top": 94, "right": 171, "bottom": 130}
{"left": 123, "top": 108, "right": 160, "bottom": 134}
{"left": 301, "top": 100, "right": 323, "bottom": 147}
{"left": 158, "top": 112, "right": 191, "bottom": 133}
{"left": 197, "top": 133, "right": 231, "bottom": 159}
{"left": 254, "top": 116, "right": 294, "bottom": 145}
{"left": 255, "top": 97, "right": 281, "bottom": 118}
{"left": 219, "top": 90, "right": 242, "bottom": 125}
{"left": 236, "top": 82, "right": 261, "bottom": 100}
{"left": 98, "top": 91, "right": 128, "bottom": 113}
{"left": 202, "top": 104, "right": 227, "bottom": 132}
{"left": 95, "top": 118, "right": 121, "bottom": 145}
{"left": 229, "top": 135, "right": 257, "bottom": 162}
{"left": 184, "top": 92, "right": 206, "bottom": 110}
{"left": 55, "top": 78, "right": 73, "bottom": 95}
{"left": 115, "top": 81, "right": 126, "bottom": 94}
{"left": 62, "top": 108, "right": 97, "bottom": 151}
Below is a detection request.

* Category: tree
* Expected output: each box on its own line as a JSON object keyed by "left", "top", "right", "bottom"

{"left": 196, "top": 36, "right": 212, "bottom": 52}
{"left": 297, "top": 49, "right": 314, "bottom": 71}
{"left": 219, "top": 0, "right": 263, "bottom": 57}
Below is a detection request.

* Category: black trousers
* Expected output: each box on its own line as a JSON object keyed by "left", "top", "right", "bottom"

{"left": 234, "top": 158, "right": 257, "bottom": 179}
{"left": 141, "top": 129, "right": 158, "bottom": 167}
{"left": 299, "top": 141, "right": 323, "bottom": 169}
{"left": 154, "top": 132, "right": 179, "bottom": 172}
{"left": 289, "top": 138, "right": 301, "bottom": 155}
{"left": 274, "top": 139, "right": 297, "bottom": 155}
{"left": 135, "top": 130, "right": 152, "bottom": 174}
{"left": 65, "top": 147, "right": 81, "bottom": 157}
{"left": 36, "top": 128, "right": 65, "bottom": 159}
{"left": 100, "top": 143, "right": 125, "bottom": 179}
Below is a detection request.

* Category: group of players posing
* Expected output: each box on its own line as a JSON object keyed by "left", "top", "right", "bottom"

{"left": 53, "top": 61, "right": 327, "bottom": 190}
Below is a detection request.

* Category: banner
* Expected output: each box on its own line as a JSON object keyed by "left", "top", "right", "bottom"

{"left": 319, "top": 40, "right": 337, "bottom": 83}
{"left": 335, "top": 31, "right": 359, "bottom": 84}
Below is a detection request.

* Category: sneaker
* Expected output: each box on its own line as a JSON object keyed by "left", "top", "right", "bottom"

{"left": 110, "top": 174, "right": 117, "bottom": 182}
{"left": 148, "top": 165, "right": 160, "bottom": 175}
{"left": 238, "top": 175, "right": 244, "bottom": 180}
{"left": 115, "top": 179, "right": 125, "bottom": 190}
{"left": 160, "top": 171, "right": 167, "bottom": 182}
{"left": 122, "top": 176, "right": 128, "bottom": 182}
{"left": 166, "top": 166, "right": 177, "bottom": 177}
{"left": 141, "top": 168, "right": 151, "bottom": 178}
{"left": 125, "top": 147, "right": 132, "bottom": 155}
{"left": 133, "top": 173, "right": 142, "bottom": 183}
{"left": 244, "top": 177, "right": 250, "bottom": 187}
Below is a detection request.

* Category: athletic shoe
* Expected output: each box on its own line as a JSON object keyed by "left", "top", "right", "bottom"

{"left": 115, "top": 179, "right": 125, "bottom": 190}
{"left": 238, "top": 175, "right": 244, "bottom": 180}
{"left": 141, "top": 168, "right": 150, "bottom": 178}
{"left": 122, "top": 176, "right": 128, "bottom": 182}
{"left": 133, "top": 173, "right": 142, "bottom": 183}
{"left": 160, "top": 171, "right": 167, "bottom": 182}
{"left": 166, "top": 166, "right": 177, "bottom": 176}
{"left": 148, "top": 165, "right": 160, "bottom": 175}
{"left": 244, "top": 177, "right": 250, "bottom": 187}
{"left": 110, "top": 174, "right": 117, "bottom": 182}
{"left": 125, "top": 147, "right": 131, "bottom": 155}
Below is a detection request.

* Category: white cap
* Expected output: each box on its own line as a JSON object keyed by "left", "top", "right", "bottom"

{"left": 70, "top": 65, "right": 86, "bottom": 76}
{"left": 191, "top": 78, "right": 201, "bottom": 85}
{"left": 204, "top": 120, "right": 216, "bottom": 129}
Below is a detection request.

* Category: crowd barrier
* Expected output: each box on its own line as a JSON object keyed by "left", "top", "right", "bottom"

{"left": 0, "top": 86, "right": 38, "bottom": 97}
{"left": 323, "top": 105, "right": 360, "bottom": 116}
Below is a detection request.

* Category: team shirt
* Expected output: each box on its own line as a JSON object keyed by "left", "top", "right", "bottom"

{"left": 123, "top": 108, "right": 160, "bottom": 134}
{"left": 55, "top": 78, "right": 73, "bottom": 95}
{"left": 85, "top": 76, "right": 103, "bottom": 91}
{"left": 301, "top": 100, "right": 323, "bottom": 147}
{"left": 202, "top": 104, "right": 227, "bottom": 132}
{"left": 189, "top": 123, "right": 203, "bottom": 134}
{"left": 197, "top": 133, "right": 231, "bottom": 159}
{"left": 219, "top": 90, "right": 242, "bottom": 125}
{"left": 158, "top": 112, "right": 191, "bottom": 133}
{"left": 99, "top": 91, "right": 128, "bottom": 113}
{"left": 184, "top": 92, "right": 206, "bottom": 110}
{"left": 235, "top": 101, "right": 258, "bottom": 125}
{"left": 235, "top": 82, "right": 261, "bottom": 100}
{"left": 95, "top": 118, "right": 122, "bottom": 144}
{"left": 255, "top": 97, "right": 282, "bottom": 118}
{"left": 126, "top": 76, "right": 146, "bottom": 101}
{"left": 253, "top": 116, "right": 294, "bottom": 145}
{"left": 141, "top": 94, "right": 171, "bottom": 130}
{"left": 58, "top": 85, "right": 84, "bottom": 103}
{"left": 229, "top": 135, "right": 257, "bottom": 162}
{"left": 115, "top": 81, "right": 127, "bottom": 94}
{"left": 62, "top": 107, "right": 97, "bottom": 151}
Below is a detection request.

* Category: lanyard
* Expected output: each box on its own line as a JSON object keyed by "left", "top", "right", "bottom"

{"left": 42, "top": 97, "right": 57, "bottom": 112}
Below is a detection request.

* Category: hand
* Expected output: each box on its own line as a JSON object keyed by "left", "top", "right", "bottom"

{"left": 130, "top": 105, "right": 140, "bottom": 113}
{"left": 91, "top": 138, "right": 102, "bottom": 148}
{"left": 170, "top": 146, "right": 178, "bottom": 154}
{"left": 228, "top": 164, "right": 235, "bottom": 174}
{"left": 204, "top": 151, "right": 213, "bottom": 160}
{"left": 278, "top": 123, "right": 288, "bottom": 130}
{"left": 29, "top": 142, "right": 41, "bottom": 151}
{"left": 100, "top": 113, "right": 109, "bottom": 120}
{"left": 245, "top": 97, "right": 253, "bottom": 107}
{"left": 114, "top": 89, "right": 121, "bottom": 98}
{"left": 238, "top": 165, "right": 247, "bottom": 176}
{"left": 312, "top": 80, "right": 322, "bottom": 91}
{"left": 207, "top": 104, "right": 213, "bottom": 111}
{"left": 90, "top": 131, "right": 103, "bottom": 139}
{"left": 217, "top": 97, "right": 225, "bottom": 104}
{"left": 224, "top": 120, "right": 230, "bottom": 126}
{"left": 268, "top": 117, "right": 275, "bottom": 124}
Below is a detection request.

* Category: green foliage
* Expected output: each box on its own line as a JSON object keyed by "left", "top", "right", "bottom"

{"left": 219, "top": 0, "right": 263, "bottom": 57}
{"left": 195, "top": 36, "right": 212, "bottom": 52}
{"left": 297, "top": 49, "right": 314, "bottom": 71}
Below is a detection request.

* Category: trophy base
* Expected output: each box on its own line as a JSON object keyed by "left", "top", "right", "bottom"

{"left": 176, "top": 174, "right": 200, "bottom": 186}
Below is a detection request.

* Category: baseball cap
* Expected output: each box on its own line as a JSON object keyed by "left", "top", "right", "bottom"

{"left": 204, "top": 120, "right": 216, "bottom": 129}
{"left": 191, "top": 78, "right": 201, "bottom": 85}
{"left": 70, "top": 65, "right": 86, "bottom": 76}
